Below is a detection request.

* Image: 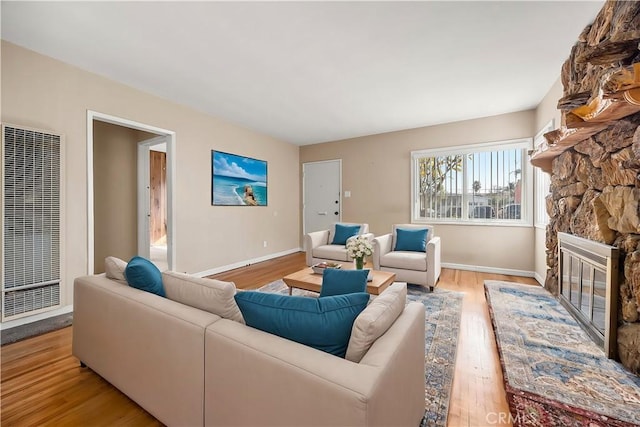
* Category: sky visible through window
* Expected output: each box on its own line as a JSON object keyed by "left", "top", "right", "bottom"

{"left": 436, "top": 149, "right": 522, "bottom": 194}
{"left": 469, "top": 149, "right": 522, "bottom": 194}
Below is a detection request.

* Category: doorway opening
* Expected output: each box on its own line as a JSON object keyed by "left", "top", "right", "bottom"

{"left": 87, "top": 111, "right": 176, "bottom": 274}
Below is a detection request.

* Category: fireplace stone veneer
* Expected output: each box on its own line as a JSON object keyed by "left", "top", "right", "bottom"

{"left": 545, "top": 117, "right": 640, "bottom": 375}
{"left": 533, "top": 0, "right": 640, "bottom": 375}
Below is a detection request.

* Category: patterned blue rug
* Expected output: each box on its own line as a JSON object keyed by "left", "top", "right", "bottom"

{"left": 485, "top": 280, "right": 640, "bottom": 427}
{"left": 258, "top": 280, "right": 463, "bottom": 427}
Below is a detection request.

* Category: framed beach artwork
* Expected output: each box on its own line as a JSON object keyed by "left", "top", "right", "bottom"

{"left": 211, "top": 151, "right": 268, "bottom": 206}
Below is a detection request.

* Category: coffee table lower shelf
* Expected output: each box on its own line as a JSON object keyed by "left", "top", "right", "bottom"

{"left": 282, "top": 267, "right": 396, "bottom": 296}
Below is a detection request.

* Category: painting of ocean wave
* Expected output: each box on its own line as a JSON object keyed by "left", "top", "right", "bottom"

{"left": 212, "top": 151, "right": 267, "bottom": 206}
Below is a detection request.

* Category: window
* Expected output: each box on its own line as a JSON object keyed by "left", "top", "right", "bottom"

{"left": 535, "top": 168, "right": 551, "bottom": 227}
{"left": 534, "top": 121, "right": 553, "bottom": 228}
{"left": 411, "top": 138, "right": 532, "bottom": 224}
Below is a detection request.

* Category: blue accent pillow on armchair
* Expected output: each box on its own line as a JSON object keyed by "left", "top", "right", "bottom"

{"left": 234, "top": 291, "right": 369, "bottom": 358}
{"left": 125, "top": 256, "right": 166, "bottom": 297}
{"left": 331, "top": 224, "right": 361, "bottom": 245}
{"left": 394, "top": 228, "right": 428, "bottom": 252}
{"left": 320, "top": 268, "right": 368, "bottom": 297}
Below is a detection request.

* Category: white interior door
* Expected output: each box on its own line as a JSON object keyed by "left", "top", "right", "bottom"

{"left": 303, "top": 160, "right": 341, "bottom": 237}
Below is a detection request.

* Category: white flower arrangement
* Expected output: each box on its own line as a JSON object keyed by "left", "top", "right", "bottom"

{"left": 346, "top": 235, "right": 373, "bottom": 259}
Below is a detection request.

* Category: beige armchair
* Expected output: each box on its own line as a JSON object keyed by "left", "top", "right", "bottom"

{"left": 373, "top": 224, "right": 441, "bottom": 291}
{"left": 305, "top": 222, "right": 374, "bottom": 266}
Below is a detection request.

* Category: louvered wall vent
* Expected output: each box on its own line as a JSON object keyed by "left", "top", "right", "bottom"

{"left": 2, "top": 124, "right": 62, "bottom": 320}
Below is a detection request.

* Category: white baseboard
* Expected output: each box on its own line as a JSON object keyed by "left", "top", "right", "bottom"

{"left": 0, "top": 305, "right": 74, "bottom": 330}
{"left": 534, "top": 271, "right": 545, "bottom": 285}
{"left": 441, "top": 262, "right": 535, "bottom": 278}
{"left": 194, "top": 247, "right": 302, "bottom": 278}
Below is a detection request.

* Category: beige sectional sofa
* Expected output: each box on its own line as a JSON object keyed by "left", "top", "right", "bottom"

{"left": 73, "top": 271, "right": 426, "bottom": 426}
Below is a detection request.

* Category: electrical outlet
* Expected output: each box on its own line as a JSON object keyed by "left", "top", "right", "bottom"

{"left": 263, "top": 241, "right": 268, "bottom": 248}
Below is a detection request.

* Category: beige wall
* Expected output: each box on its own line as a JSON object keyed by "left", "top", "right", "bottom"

{"left": 1, "top": 41, "right": 300, "bottom": 308}
{"left": 300, "top": 110, "right": 537, "bottom": 273}
{"left": 533, "top": 77, "right": 563, "bottom": 284}
{"left": 535, "top": 78, "right": 562, "bottom": 131}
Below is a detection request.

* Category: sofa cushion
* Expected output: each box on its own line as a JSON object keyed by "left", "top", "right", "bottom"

{"left": 391, "top": 224, "right": 433, "bottom": 252}
{"left": 328, "top": 223, "right": 369, "bottom": 244}
{"left": 313, "top": 245, "right": 349, "bottom": 262}
{"left": 162, "top": 271, "right": 245, "bottom": 324}
{"left": 331, "top": 224, "right": 361, "bottom": 245}
{"left": 105, "top": 256, "right": 128, "bottom": 284}
{"left": 320, "top": 268, "right": 368, "bottom": 298}
{"left": 125, "top": 256, "right": 166, "bottom": 297}
{"left": 380, "top": 252, "right": 427, "bottom": 271}
{"left": 345, "top": 282, "right": 407, "bottom": 362}
{"left": 234, "top": 291, "right": 369, "bottom": 357}
{"left": 394, "top": 228, "right": 428, "bottom": 252}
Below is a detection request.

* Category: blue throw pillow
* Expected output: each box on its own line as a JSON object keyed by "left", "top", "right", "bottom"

{"left": 234, "top": 291, "right": 369, "bottom": 358}
{"left": 394, "top": 228, "right": 428, "bottom": 252}
{"left": 320, "top": 268, "right": 368, "bottom": 298}
{"left": 331, "top": 224, "right": 361, "bottom": 245}
{"left": 124, "top": 256, "right": 165, "bottom": 297}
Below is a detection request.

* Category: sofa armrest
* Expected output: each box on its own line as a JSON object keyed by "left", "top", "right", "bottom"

{"left": 426, "top": 236, "right": 442, "bottom": 288}
{"left": 304, "top": 229, "right": 330, "bottom": 266}
{"left": 204, "top": 303, "right": 425, "bottom": 426}
{"left": 72, "top": 275, "right": 220, "bottom": 427}
{"left": 372, "top": 233, "right": 392, "bottom": 270}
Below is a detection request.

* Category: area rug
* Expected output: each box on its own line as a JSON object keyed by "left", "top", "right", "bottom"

{"left": 485, "top": 280, "right": 640, "bottom": 427}
{"left": 258, "top": 280, "right": 463, "bottom": 427}
{"left": 1, "top": 312, "right": 73, "bottom": 346}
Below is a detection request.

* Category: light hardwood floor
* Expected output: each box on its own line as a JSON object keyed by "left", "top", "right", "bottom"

{"left": 1, "top": 252, "right": 538, "bottom": 426}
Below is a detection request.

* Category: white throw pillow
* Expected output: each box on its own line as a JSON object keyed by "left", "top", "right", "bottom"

{"left": 104, "top": 256, "right": 128, "bottom": 284}
{"left": 345, "top": 282, "right": 407, "bottom": 362}
{"left": 162, "top": 271, "right": 245, "bottom": 324}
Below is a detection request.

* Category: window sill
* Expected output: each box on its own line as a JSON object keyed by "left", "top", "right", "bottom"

{"left": 413, "top": 219, "right": 534, "bottom": 228}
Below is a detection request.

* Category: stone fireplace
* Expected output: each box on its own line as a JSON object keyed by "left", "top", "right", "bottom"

{"left": 530, "top": 0, "right": 640, "bottom": 375}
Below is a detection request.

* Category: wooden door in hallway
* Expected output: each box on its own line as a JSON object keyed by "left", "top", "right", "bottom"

{"left": 149, "top": 150, "right": 166, "bottom": 245}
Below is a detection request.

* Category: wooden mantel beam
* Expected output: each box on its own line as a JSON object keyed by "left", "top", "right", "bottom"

{"left": 530, "top": 126, "right": 608, "bottom": 173}
{"left": 530, "top": 64, "right": 640, "bottom": 173}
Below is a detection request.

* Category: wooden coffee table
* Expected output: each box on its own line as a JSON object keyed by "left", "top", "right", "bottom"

{"left": 282, "top": 267, "right": 396, "bottom": 296}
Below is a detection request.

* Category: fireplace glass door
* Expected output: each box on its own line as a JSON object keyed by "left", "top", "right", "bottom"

{"left": 557, "top": 232, "right": 618, "bottom": 358}
{"left": 563, "top": 257, "right": 604, "bottom": 336}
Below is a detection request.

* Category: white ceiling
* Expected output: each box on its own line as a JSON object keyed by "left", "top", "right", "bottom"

{"left": 2, "top": 1, "right": 604, "bottom": 145}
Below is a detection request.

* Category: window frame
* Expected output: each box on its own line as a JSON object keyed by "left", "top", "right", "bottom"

{"left": 410, "top": 138, "right": 534, "bottom": 226}
{"left": 534, "top": 120, "right": 554, "bottom": 229}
